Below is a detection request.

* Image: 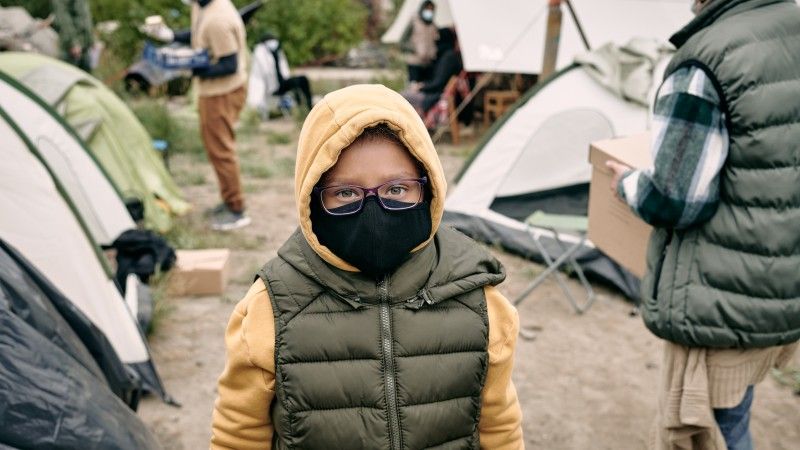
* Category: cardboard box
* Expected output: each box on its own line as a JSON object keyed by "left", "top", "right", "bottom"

{"left": 587, "top": 133, "right": 653, "bottom": 278}
{"left": 168, "top": 249, "right": 231, "bottom": 296}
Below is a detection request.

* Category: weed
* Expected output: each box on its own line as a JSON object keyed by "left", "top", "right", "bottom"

{"left": 370, "top": 69, "right": 406, "bottom": 92}
{"left": 240, "top": 155, "right": 295, "bottom": 180}
{"left": 130, "top": 98, "right": 205, "bottom": 157}
{"left": 165, "top": 215, "right": 266, "bottom": 251}
{"left": 772, "top": 368, "right": 800, "bottom": 394}
{"left": 173, "top": 170, "right": 207, "bottom": 186}
{"left": 241, "top": 162, "right": 274, "bottom": 179}
{"left": 266, "top": 131, "right": 292, "bottom": 145}
{"left": 146, "top": 271, "right": 175, "bottom": 336}
{"left": 273, "top": 157, "right": 296, "bottom": 178}
{"left": 238, "top": 107, "right": 263, "bottom": 136}
{"left": 310, "top": 78, "right": 346, "bottom": 98}
{"left": 243, "top": 183, "right": 264, "bottom": 194}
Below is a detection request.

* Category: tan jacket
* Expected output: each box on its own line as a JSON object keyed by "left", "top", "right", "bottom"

{"left": 191, "top": 0, "right": 248, "bottom": 97}
{"left": 405, "top": 18, "right": 438, "bottom": 66}
{"left": 210, "top": 84, "right": 524, "bottom": 449}
{"left": 653, "top": 341, "right": 798, "bottom": 449}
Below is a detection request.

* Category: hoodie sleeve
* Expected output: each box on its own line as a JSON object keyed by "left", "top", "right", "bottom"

{"left": 479, "top": 285, "right": 524, "bottom": 449}
{"left": 210, "top": 280, "right": 276, "bottom": 450}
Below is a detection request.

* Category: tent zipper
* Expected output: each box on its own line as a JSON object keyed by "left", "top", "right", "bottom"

{"left": 379, "top": 277, "right": 402, "bottom": 450}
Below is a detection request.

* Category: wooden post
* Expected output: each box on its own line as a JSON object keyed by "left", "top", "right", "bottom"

{"left": 541, "top": 0, "right": 563, "bottom": 80}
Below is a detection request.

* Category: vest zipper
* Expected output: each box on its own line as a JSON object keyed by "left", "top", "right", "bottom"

{"left": 379, "top": 277, "right": 402, "bottom": 450}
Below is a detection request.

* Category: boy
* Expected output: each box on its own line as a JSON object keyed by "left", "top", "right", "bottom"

{"left": 210, "top": 84, "right": 523, "bottom": 449}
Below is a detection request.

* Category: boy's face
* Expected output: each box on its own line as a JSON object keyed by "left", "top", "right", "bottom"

{"left": 322, "top": 138, "right": 421, "bottom": 189}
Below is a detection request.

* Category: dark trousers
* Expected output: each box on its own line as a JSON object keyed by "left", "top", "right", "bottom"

{"left": 275, "top": 76, "right": 312, "bottom": 110}
{"left": 407, "top": 64, "right": 432, "bottom": 83}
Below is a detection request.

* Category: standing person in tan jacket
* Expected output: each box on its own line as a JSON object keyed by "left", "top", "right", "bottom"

{"left": 404, "top": 0, "right": 438, "bottom": 84}
{"left": 210, "top": 84, "right": 524, "bottom": 449}
{"left": 148, "top": 0, "right": 251, "bottom": 230}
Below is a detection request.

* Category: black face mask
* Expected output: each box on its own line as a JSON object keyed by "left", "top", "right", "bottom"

{"left": 311, "top": 196, "right": 432, "bottom": 280}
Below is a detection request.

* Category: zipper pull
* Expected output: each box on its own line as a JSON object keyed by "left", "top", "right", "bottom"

{"left": 420, "top": 289, "right": 435, "bottom": 305}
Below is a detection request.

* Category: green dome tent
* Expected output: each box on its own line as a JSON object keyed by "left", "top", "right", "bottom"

{"left": 0, "top": 51, "right": 189, "bottom": 232}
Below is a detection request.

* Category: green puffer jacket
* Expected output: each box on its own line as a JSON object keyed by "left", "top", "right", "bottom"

{"left": 258, "top": 227, "right": 505, "bottom": 449}
{"left": 641, "top": 0, "right": 800, "bottom": 349}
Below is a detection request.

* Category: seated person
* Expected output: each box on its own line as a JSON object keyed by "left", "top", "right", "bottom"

{"left": 402, "top": 27, "right": 462, "bottom": 117}
{"left": 252, "top": 33, "right": 313, "bottom": 111}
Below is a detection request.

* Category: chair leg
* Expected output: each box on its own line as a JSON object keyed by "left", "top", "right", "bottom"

{"left": 449, "top": 108, "right": 460, "bottom": 145}
{"left": 513, "top": 231, "right": 596, "bottom": 314}
{"left": 550, "top": 232, "right": 596, "bottom": 314}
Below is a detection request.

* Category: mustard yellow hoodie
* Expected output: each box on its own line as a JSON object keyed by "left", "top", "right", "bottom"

{"left": 210, "top": 84, "right": 524, "bottom": 449}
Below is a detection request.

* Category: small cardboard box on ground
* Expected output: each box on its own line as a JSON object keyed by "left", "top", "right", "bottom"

{"left": 168, "top": 249, "right": 231, "bottom": 296}
{"left": 587, "top": 133, "right": 653, "bottom": 278}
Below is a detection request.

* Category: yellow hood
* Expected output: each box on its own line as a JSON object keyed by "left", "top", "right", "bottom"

{"left": 294, "top": 84, "right": 447, "bottom": 272}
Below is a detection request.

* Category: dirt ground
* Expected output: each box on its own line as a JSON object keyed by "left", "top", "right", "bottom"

{"left": 138, "top": 114, "right": 800, "bottom": 450}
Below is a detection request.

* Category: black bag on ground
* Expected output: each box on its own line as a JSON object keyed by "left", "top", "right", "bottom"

{"left": 111, "top": 229, "right": 177, "bottom": 290}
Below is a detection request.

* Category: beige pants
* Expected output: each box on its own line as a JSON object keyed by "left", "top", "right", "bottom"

{"left": 198, "top": 85, "right": 247, "bottom": 212}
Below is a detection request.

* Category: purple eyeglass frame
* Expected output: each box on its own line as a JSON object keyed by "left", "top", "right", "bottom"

{"left": 313, "top": 176, "right": 428, "bottom": 215}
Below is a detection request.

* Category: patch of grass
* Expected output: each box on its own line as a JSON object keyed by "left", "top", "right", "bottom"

{"left": 266, "top": 130, "right": 292, "bottom": 145}
{"left": 243, "top": 183, "right": 264, "bottom": 194}
{"left": 240, "top": 156, "right": 296, "bottom": 180}
{"left": 165, "top": 215, "right": 266, "bottom": 251}
{"left": 273, "top": 156, "right": 296, "bottom": 177}
{"left": 173, "top": 170, "right": 207, "bottom": 186}
{"left": 238, "top": 107, "right": 263, "bottom": 136}
{"left": 310, "top": 78, "right": 346, "bottom": 98}
{"left": 146, "top": 271, "right": 175, "bottom": 336}
{"left": 370, "top": 69, "right": 407, "bottom": 93}
{"left": 772, "top": 368, "right": 800, "bottom": 395}
{"left": 130, "top": 98, "right": 205, "bottom": 157}
{"left": 241, "top": 162, "right": 274, "bottom": 179}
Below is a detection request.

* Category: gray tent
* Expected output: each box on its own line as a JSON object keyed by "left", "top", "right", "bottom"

{"left": 0, "top": 71, "right": 169, "bottom": 401}
{"left": 444, "top": 61, "right": 672, "bottom": 298}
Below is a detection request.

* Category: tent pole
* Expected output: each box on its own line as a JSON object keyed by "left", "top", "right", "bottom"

{"left": 564, "top": 0, "right": 591, "bottom": 50}
{"left": 541, "top": 0, "right": 563, "bottom": 80}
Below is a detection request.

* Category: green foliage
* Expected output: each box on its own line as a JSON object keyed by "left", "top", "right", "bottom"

{"left": 772, "top": 368, "right": 800, "bottom": 395}
{"left": 91, "top": 0, "right": 190, "bottom": 66}
{"left": 247, "top": 0, "right": 368, "bottom": 66}
{"left": 88, "top": 0, "right": 369, "bottom": 72}
{"left": 145, "top": 271, "right": 175, "bottom": 336}
{"left": 0, "top": 0, "right": 52, "bottom": 18}
{"left": 129, "top": 98, "right": 205, "bottom": 156}
{"left": 266, "top": 130, "right": 292, "bottom": 145}
{"left": 240, "top": 155, "right": 295, "bottom": 179}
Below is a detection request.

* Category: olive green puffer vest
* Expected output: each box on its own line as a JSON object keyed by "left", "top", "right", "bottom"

{"left": 641, "top": 0, "right": 800, "bottom": 348}
{"left": 257, "top": 227, "right": 505, "bottom": 449}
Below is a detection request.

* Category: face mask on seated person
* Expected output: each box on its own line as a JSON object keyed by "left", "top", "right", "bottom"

{"left": 420, "top": 9, "right": 435, "bottom": 23}
{"left": 311, "top": 196, "right": 432, "bottom": 280}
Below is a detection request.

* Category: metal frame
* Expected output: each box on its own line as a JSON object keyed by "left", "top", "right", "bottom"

{"left": 513, "top": 226, "right": 596, "bottom": 314}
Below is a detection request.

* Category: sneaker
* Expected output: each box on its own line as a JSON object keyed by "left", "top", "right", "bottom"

{"left": 210, "top": 208, "right": 252, "bottom": 231}
{"left": 203, "top": 202, "right": 227, "bottom": 217}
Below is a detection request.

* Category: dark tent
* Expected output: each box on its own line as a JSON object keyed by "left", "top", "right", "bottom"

{"left": 0, "top": 240, "right": 158, "bottom": 449}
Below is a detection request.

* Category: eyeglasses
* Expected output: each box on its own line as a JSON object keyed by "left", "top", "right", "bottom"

{"left": 313, "top": 177, "right": 428, "bottom": 216}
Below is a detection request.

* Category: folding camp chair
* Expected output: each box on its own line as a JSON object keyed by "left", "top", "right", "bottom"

{"left": 513, "top": 211, "right": 596, "bottom": 314}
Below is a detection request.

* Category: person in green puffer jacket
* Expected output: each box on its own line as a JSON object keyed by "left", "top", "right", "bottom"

{"left": 607, "top": 0, "right": 800, "bottom": 448}
{"left": 210, "top": 84, "right": 524, "bottom": 449}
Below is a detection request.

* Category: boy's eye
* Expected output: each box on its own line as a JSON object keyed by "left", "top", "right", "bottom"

{"left": 334, "top": 188, "right": 362, "bottom": 200}
{"left": 385, "top": 185, "right": 409, "bottom": 196}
